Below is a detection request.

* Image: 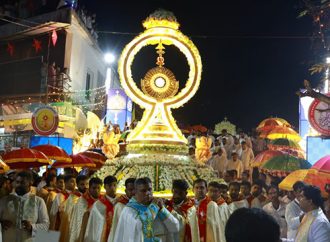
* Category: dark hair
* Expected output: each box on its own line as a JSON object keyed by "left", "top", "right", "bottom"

{"left": 135, "top": 177, "right": 152, "bottom": 188}
{"left": 240, "top": 181, "right": 251, "bottom": 189}
{"left": 225, "top": 208, "right": 280, "bottom": 242}
{"left": 104, "top": 175, "right": 117, "bottom": 185}
{"left": 208, "top": 181, "right": 221, "bottom": 190}
{"left": 172, "top": 179, "right": 189, "bottom": 191}
{"left": 219, "top": 183, "right": 228, "bottom": 190}
{"left": 293, "top": 181, "right": 305, "bottom": 192}
{"left": 242, "top": 171, "right": 250, "bottom": 178}
{"left": 125, "top": 178, "right": 136, "bottom": 187}
{"left": 64, "top": 174, "right": 76, "bottom": 183}
{"left": 0, "top": 175, "right": 9, "bottom": 187}
{"left": 89, "top": 177, "right": 102, "bottom": 186}
{"left": 302, "top": 185, "right": 324, "bottom": 208}
{"left": 193, "top": 178, "right": 207, "bottom": 188}
{"left": 57, "top": 174, "right": 65, "bottom": 181}
{"left": 46, "top": 173, "right": 57, "bottom": 187}
{"left": 267, "top": 185, "right": 279, "bottom": 194}
{"left": 16, "top": 170, "right": 33, "bottom": 182}
{"left": 229, "top": 182, "right": 240, "bottom": 190}
{"left": 76, "top": 175, "right": 88, "bottom": 184}
{"left": 252, "top": 179, "right": 263, "bottom": 188}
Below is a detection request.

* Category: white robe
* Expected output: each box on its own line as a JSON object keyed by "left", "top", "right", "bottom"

{"left": 285, "top": 199, "right": 302, "bottom": 240}
{"left": 113, "top": 206, "right": 179, "bottom": 242}
{"left": 84, "top": 196, "right": 116, "bottom": 242}
{"left": 187, "top": 200, "right": 224, "bottom": 242}
{"left": 226, "top": 159, "right": 243, "bottom": 178}
{"left": 241, "top": 147, "right": 254, "bottom": 171}
{"left": 210, "top": 154, "right": 227, "bottom": 177}
{"left": 295, "top": 208, "right": 330, "bottom": 242}
{"left": 227, "top": 199, "right": 249, "bottom": 214}
{"left": 69, "top": 196, "right": 90, "bottom": 242}
{"left": 0, "top": 192, "right": 49, "bottom": 242}
{"left": 107, "top": 202, "right": 126, "bottom": 242}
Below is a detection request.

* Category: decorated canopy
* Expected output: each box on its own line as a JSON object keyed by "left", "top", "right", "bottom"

{"left": 256, "top": 117, "right": 291, "bottom": 132}
{"left": 252, "top": 150, "right": 284, "bottom": 168}
{"left": 52, "top": 153, "right": 96, "bottom": 168}
{"left": 32, "top": 144, "right": 71, "bottom": 162}
{"left": 266, "top": 126, "right": 301, "bottom": 142}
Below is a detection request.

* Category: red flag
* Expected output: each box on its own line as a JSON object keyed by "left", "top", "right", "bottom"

{"left": 51, "top": 29, "right": 58, "bottom": 46}
{"left": 7, "top": 43, "right": 14, "bottom": 56}
{"left": 32, "top": 38, "right": 42, "bottom": 53}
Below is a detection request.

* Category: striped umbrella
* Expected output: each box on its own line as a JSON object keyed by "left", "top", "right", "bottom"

{"left": 279, "top": 169, "right": 309, "bottom": 191}
{"left": 252, "top": 150, "right": 284, "bottom": 168}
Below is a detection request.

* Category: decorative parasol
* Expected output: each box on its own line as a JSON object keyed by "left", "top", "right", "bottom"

{"left": 52, "top": 153, "right": 96, "bottom": 168}
{"left": 268, "top": 138, "right": 302, "bottom": 151}
{"left": 3, "top": 148, "right": 51, "bottom": 169}
{"left": 252, "top": 150, "right": 284, "bottom": 168}
{"left": 78, "top": 151, "right": 106, "bottom": 169}
{"left": 304, "top": 155, "right": 330, "bottom": 197}
{"left": 279, "top": 169, "right": 309, "bottom": 191}
{"left": 261, "top": 155, "right": 311, "bottom": 176}
{"left": 191, "top": 124, "right": 208, "bottom": 133}
{"left": 0, "top": 158, "right": 10, "bottom": 174}
{"left": 266, "top": 126, "right": 301, "bottom": 142}
{"left": 32, "top": 144, "right": 71, "bottom": 162}
{"left": 256, "top": 117, "right": 291, "bottom": 132}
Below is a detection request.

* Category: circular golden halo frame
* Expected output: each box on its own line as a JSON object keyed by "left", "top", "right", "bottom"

{"left": 118, "top": 25, "right": 202, "bottom": 145}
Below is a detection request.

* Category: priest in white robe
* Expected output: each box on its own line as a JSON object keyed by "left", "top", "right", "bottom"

{"left": 187, "top": 178, "right": 223, "bottom": 242}
{"left": 107, "top": 178, "right": 136, "bottom": 242}
{"left": 295, "top": 185, "right": 330, "bottom": 242}
{"left": 0, "top": 170, "right": 49, "bottom": 242}
{"left": 113, "top": 177, "right": 179, "bottom": 242}
{"left": 226, "top": 182, "right": 249, "bottom": 214}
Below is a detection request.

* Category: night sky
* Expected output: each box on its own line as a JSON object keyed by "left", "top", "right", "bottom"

{"left": 80, "top": 0, "right": 317, "bottom": 133}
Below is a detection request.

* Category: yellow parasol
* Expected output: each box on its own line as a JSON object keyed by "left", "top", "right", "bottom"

{"left": 279, "top": 169, "right": 309, "bottom": 191}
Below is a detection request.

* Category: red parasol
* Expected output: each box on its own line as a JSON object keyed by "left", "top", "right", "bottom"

{"left": 32, "top": 144, "right": 71, "bottom": 163}
{"left": 3, "top": 148, "right": 51, "bottom": 169}
{"left": 191, "top": 124, "right": 208, "bottom": 133}
{"left": 304, "top": 155, "right": 330, "bottom": 197}
{"left": 52, "top": 153, "right": 96, "bottom": 168}
{"left": 256, "top": 118, "right": 291, "bottom": 133}
{"left": 79, "top": 151, "right": 106, "bottom": 169}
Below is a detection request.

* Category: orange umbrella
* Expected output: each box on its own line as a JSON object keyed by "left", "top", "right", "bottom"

{"left": 3, "top": 148, "right": 51, "bottom": 169}
{"left": 252, "top": 150, "right": 284, "bottom": 168}
{"left": 304, "top": 155, "right": 330, "bottom": 197}
{"left": 0, "top": 158, "right": 9, "bottom": 174}
{"left": 32, "top": 144, "right": 71, "bottom": 163}
{"left": 257, "top": 118, "right": 291, "bottom": 132}
{"left": 52, "top": 154, "right": 96, "bottom": 168}
{"left": 279, "top": 169, "right": 309, "bottom": 191}
{"left": 266, "top": 126, "right": 301, "bottom": 142}
{"left": 79, "top": 151, "right": 106, "bottom": 169}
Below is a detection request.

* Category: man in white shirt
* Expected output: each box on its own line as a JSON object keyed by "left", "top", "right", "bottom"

{"left": 295, "top": 185, "right": 330, "bottom": 242}
{"left": 285, "top": 181, "right": 305, "bottom": 240}
{"left": 0, "top": 170, "right": 49, "bottom": 241}
{"left": 211, "top": 148, "right": 228, "bottom": 178}
{"left": 263, "top": 185, "right": 287, "bottom": 239}
{"left": 241, "top": 141, "right": 254, "bottom": 172}
{"left": 226, "top": 152, "right": 243, "bottom": 179}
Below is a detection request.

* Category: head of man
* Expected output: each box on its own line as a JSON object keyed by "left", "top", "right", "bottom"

{"left": 224, "top": 170, "right": 235, "bottom": 183}
{"left": 172, "top": 179, "right": 189, "bottom": 205}
{"left": 64, "top": 174, "right": 76, "bottom": 191}
{"left": 222, "top": 138, "right": 227, "bottom": 146}
{"left": 15, "top": 171, "right": 33, "bottom": 196}
{"left": 234, "top": 137, "right": 240, "bottom": 145}
{"left": 225, "top": 208, "right": 280, "bottom": 242}
{"left": 241, "top": 141, "right": 247, "bottom": 150}
{"left": 251, "top": 180, "right": 263, "bottom": 197}
{"left": 76, "top": 175, "right": 89, "bottom": 194}
{"left": 240, "top": 181, "right": 251, "bottom": 197}
{"left": 125, "top": 178, "right": 136, "bottom": 199}
{"left": 208, "top": 181, "right": 222, "bottom": 202}
{"left": 293, "top": 181, "right": 305, "bottom": 200}
{"left": 104, "top": 175, "right": 117, "bottom": 198}
{"left": 221, "top": 129, "right": 228, "bottom": 136}
{"left": 46, "top": 173, "right": 57, "bottom": 189}
{"left": 232, "top": 152, "right": 238, "bottom": 161}
{"left": 193, "top": 178, "right": 207, "bottom": 201}
{"left": 229, "top": 182, "right": 241, "bottom": 200}
{"left": 258, "top": 173, "right": 267, "bottom": 183}
{"left": 89, "top": 177, "right": 102, "bottom": 199}
{"left": 135, "top": 177, "right": 153, "bottom": 205}
{"left": 219, "top": 183, "right": 229, "bottom": 199}
{"left": 56, "top": 175, "right": 65, "bottom": 191}
{"left": 241, "top": 171, "right": 249, "bottom": 182}
{"left": 0, "top": 175, "right": 12, "bottom": 195}
{"left": 299, "top": 185, "right": 324, "bottom": 213}
{"left": 267, "top": 185, "right": 279, "bottom": 204}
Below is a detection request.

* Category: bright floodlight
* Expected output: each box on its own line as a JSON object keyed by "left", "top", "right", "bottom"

{"left": 104, "top": 53, "right": 115, "bottom": 64}
{"left": 326, "top": 57, "right": 330, "bottom": 64}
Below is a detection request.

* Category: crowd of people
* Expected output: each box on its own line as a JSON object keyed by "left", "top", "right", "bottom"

{"left": 0, "top": 167, "right": 329, "bottom": 242}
